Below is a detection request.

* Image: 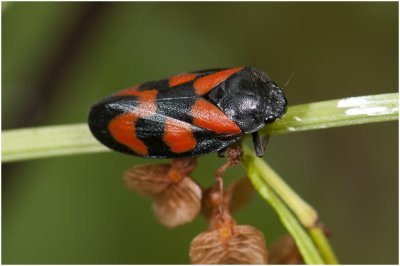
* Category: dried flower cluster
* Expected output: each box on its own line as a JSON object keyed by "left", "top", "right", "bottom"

{"left": 124, "top": 158, "right": 201, "bottom": 228}
{"left": 122, "top": 147, "right": 302, "bottom": 264}
{"left": 191, "top": 179, "right": 267, "bottom": 264}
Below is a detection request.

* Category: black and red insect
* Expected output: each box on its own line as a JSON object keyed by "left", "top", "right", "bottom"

{"left": 88, "top": 67, "right": 287, "bottom": 158}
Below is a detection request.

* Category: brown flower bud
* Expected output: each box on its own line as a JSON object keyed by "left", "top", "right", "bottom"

{"left": 123, "top": 164, "right": 171, "bottom": 197}
{"left": 170, "top": 157, "right": 197, "bottom": 177}
{"left": 226, "top": 177, "right": 253, "bottom": 213}
{"left": 153, "top": 176, "right": 202, "bottom": 228}
{"left": 190, "top": 213, "right": 268, "bottom": 264}
{"left": 123, "top": 158, "right": 201, "bottom": 227}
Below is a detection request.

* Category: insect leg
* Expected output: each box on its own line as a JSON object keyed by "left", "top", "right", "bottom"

{"left": 217, "top": 147, "right": 227, "bottom": 158}
{"left": 215, "top": 146, "right": 242, "bottom": 219}
{"left": 252, "top": 131, "right": 264, "bottom": 157}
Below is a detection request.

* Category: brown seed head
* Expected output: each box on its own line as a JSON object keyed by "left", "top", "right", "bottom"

{"left": 170, "top": 157, "right": 197, "bottom": 177}
{"left": 153, "top": 176, "right": 202, "bottom": 228}
{"left": 123, "top": 164, "right": 171, "bottom": 197}
{"left": 190, "top": 220, "right": 268, "bottom": 264}
{"left": 123, "top": 158, "right": 201, "bottom": 227}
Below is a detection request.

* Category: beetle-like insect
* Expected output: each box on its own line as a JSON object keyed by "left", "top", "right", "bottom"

{"left": 88, "top": 67, "right": 287, "bottom": 158}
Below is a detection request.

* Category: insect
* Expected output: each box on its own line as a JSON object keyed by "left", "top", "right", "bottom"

{"left": 88, "top": 67, "right": 287, "bottom": 158}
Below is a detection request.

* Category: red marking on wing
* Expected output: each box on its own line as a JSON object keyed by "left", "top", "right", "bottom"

{"left": 108, "top": 113, "right": 148, "bottom": 156}
{"left": 193, "top": 67, "right": 243, "bottom": 95}
{"left": 168, "top": 73, "right": 197, "bottom": 87}
{"left": 163, "top": 118, "right": 197, "bottom": 153}
{"left": 115, "top": 89, "right": 158, "bottom": 117}
{"left": 108, "top": 89, "right": 159, "bottom": 155}
{"left": 114, "top": 86, "right": 139, "bottom": 96}
{"left": 135, "top": 90, "right": 158, "bottom": 116}
{"left": 191, "top": 99, "right": 241, "bottom": 135}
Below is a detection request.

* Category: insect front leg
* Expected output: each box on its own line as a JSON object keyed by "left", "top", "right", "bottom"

{"left": 252, "top": 131, "right": 264, "bottom": 157}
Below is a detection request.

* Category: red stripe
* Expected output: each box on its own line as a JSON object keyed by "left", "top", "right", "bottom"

{"left": 114, "top": 86, "right": 139, "bottom": 96}
{"left": 168, "top": 73, "right": 197, "bottom": 87}
{"left": 193, "top": 67, "right": 243, "bottom": 95}
{"left": 191, "top": 99, "right": 241, "bottom": 135}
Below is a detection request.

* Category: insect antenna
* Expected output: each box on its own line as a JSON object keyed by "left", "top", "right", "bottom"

{"left": 283, "top": 72, "right": 295, "bottom": 90}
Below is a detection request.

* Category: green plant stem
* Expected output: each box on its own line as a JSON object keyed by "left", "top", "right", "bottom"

{"left": 242, "top": 145, "right": 317, "bottom": 228}
{"left": 242, "top": 150, "right": 325, "bottom": 264}
{"left": 2, "top": 93, "right": 397, "bottom": 163}
{"left": 309, "top": 227, "right": 339, "bottom": 264}
{"left": 2, "top": 124, "right": 108, "bottom": 162}
{"left": 262, "top": 92, "right": 398, "bottom": 135}
{"left": 242, "top": 145, "right": 339, "bottom": 264}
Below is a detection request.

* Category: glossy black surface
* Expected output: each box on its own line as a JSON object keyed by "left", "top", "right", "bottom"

{"left": 205, "top": 67, "right": 287, "bottom": 133}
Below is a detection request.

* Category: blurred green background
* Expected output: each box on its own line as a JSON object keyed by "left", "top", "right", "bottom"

{"left": 2, "top": 2, "right": 398, "bottom": 264}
